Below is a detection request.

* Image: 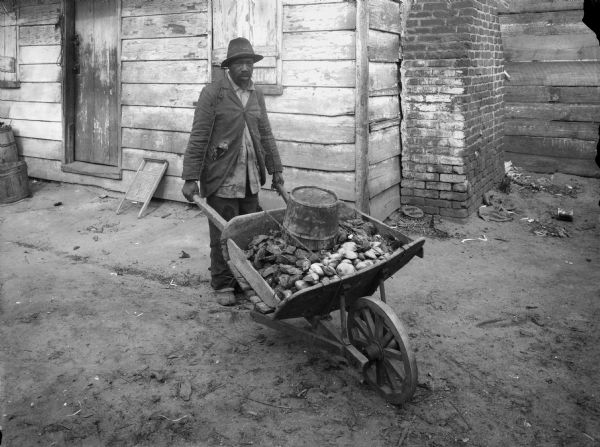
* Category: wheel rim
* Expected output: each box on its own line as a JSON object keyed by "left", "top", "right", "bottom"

{"left": 347, "top": 296, "right": 418, "bottom": 404}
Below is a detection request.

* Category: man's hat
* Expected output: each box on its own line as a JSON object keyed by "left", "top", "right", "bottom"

{"left": 221, "top": 37, "right": 263, "bottom": 68}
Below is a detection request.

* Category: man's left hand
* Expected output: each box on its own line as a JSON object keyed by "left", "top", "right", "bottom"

{"left": 271, "top": 172, "right": 284, "bottom": 189}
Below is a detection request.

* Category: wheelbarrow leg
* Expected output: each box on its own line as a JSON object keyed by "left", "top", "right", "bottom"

{"left": 379, "top": 279, "right": 387, "bottom": 303}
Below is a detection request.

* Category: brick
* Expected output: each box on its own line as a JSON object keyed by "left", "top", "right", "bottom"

{"left": 425, "top": 198, "right": 451, "bottom": 208}
{"left": 401, "top": 180, "right": 425, "bottom": 189}
{"left": 440, "top": 173, "right": 467, "bottom": 183}
{"left": 414, "top": 189, "right": 439, "bottom": 198}
{"left": 440, "top": 191, "right": 469, "bottom": 201}
{"left": 426, "top": 181, "right": 452, "bottom": 191}
{"left": 414, "top": 172, "right": 439, "bottom": 181}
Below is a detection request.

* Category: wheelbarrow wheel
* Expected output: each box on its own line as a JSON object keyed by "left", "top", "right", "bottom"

{"left": 347, "top": 296, "right": 418, "bottom": 404}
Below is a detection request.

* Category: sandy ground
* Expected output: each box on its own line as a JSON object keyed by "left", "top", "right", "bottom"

{"left": 1, "top": 170, "right": 599, "bottom": 447}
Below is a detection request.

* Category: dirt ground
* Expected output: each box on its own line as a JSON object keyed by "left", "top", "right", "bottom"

{"left": 1, "top": 169, "right": 599, "bottom": 447}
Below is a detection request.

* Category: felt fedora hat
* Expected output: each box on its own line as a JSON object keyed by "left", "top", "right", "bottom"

{"left": 221, "top": 37, "right": 263, "bottom": 68}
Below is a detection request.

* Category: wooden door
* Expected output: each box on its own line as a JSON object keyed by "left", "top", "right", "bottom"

{"left": 74, "top": 0, "right": 118, "bottom": 166}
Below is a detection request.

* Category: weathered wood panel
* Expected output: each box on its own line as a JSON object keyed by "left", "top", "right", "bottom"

{"left": 369, "top": 62, "right": 398, "bottom": 93}
{"left": 122, "top": 36, "right": 208, "bottom": 61}
{"left": 19, "top": 24, "right": 61, "bottom": 45}
{"left": 505, "top": 119, "right": 599, "bottom": 140}
{"left": 18, "top": 4, "right": 61, "bottom": 25}
{"left": 121, "top": 128, "right": 190, "bottom": 154}
{"left": 506, "top": 152, "right": 600, "bottom": 177}
{"left": 369, "top": 125, "right": 400, "bottom": 165}
{"left": 0, "top": 101, "right": 61, "bottom": 121}
{"left": 16, "top": 136, "right": 61, "bottom": 159}
{"left": 122, "top": 13, "right": 208, "bottom": 38}
{"left": 500, "top": 0, "right": 583, "bottom": 13}
{"left": 369, "top": 95, "right": 399, "bottom": 123}
{"left": 283, "top": 60, "right": 355, "bottom": 87}
{"left": 369, "top": 156, "right": 400, "bottom": 197}
{"left": 503, "top": 34, "right": 600, "bottom": 62}
{"left": 283, "top": 166, "right": 355, "bottom": 201}
{"left": 505, "top": 135, "right": 597, "bottom": 159}
{"left": 122, "top": 60, "right": 209, "bottom": 83}
{"left": 8, "top": 119, "right": 62, "bottom": 140}
{"left": 122, "top": 148, "right": 183, "bottom": 176}
{"left": 500, "top": 10, "right": 589, "bottom": 35}
{"left": 122, "top": 0, "right": 208, "bottom": 17}
{"left": 264, "top": 87, "right": 354, "bottom": 116}
{"left": 368, "top": 30, "right": 400, "bottom": 62}
{"left": 19, "top": 64, "right": 61, "bottom": 82}
{"left": 276, "top": 140, "right": 355, "bottom": 171}
{"left": 368, "top": 0, "right": 401, "bottom": 34}
{"left": 504, "top": 86, "right": 600, "bottom": 103}
{"left": 122, "top": 105, "right": 194, "bottom": 132}
{"left": 283, "top": 3, "right": 355, "bottom": 32}
{"left": 0, "top": 82, "right": 61, "bottom": 102}
{"left": 369, "top": 184, "right": 400, "bottom": 221}
{"left": 283, "top": 31, "right": 355, "bottom": 60}
{"left": 505, "top": 62, "right": 600, "bottom": 86}
{"left": 19, "top": 45, "right": 61, "bottom": 64}
{"left": 269, "top": 112, "right": 355, "bottom": 144}
{"left": 122, "top": 83, "right": 202, "bottom": 107}
{"left": 506, "top": 103, "right": 600, "bottom": 122}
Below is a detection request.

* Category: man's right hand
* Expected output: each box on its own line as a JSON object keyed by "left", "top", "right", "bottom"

{"left": 182, "top": 180, "right": 199, "bottom": 202}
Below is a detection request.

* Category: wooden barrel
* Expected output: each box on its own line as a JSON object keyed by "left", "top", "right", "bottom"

{"left": 0, "top": 161, "right": 30, "bottom": 204}
{"left": 0, "top": 126, "right": 18, "bottom": 164}
{"left": 282, "top": 186, "right": 339, "bottom": 251}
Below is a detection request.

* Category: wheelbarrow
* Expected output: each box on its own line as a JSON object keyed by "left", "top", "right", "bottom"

{"left": 193, "top": 191, "right": 425, "bottom": 404}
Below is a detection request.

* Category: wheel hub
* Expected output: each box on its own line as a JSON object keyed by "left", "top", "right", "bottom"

{"left": 364, "top": 342, "right": 383, "bottom": 361}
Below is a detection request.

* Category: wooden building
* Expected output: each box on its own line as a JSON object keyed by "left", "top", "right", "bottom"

{"left": 0, "top": 0, "right": 404, "bottom": 219}
{"left": 499, "top": 0, "right": 600, "bottom": 177}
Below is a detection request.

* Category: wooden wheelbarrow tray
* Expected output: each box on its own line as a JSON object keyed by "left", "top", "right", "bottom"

{"left": 194, "top": 195, "right": 425, "bottom": 404}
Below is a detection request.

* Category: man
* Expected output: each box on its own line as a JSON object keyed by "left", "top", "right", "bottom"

{"left": 181, "top": 37, "right": 284, "bottom": 305}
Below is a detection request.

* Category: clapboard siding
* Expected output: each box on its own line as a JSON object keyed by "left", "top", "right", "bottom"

{"left": 283, "top": 31, "right": 355, "bottom": 60}
{"left": 122, "top": 13, "right": 208, "bottom": 38}
{"left": 18, "top": 3, "right": 61, "bottom": 25}
{"left": 368, "top": 0, "right": 401, "bottom": 34}
{"left": 500, "top": 2, "right": 600, "bottom": 178}
{"left": 369, "top": 125, "right": 400, "bottom": 165}
{"left": 282, "top": 60, "right": 356, "bottom": 87}
{"left": 19, "top": 45, "right": 61, "bottom": 64}
{"left": 264, "top": 87, "right": 354, "bottom": 116}
{"left": 122, "top": 0, "right": 208, "bottom": 17}
{"left": 0, "top": 101, "right": 61, "bottom": 121}
{"left": 282, "top": 167, "right": 355, "bottom": 201}
{"left": 270, "top": 113, "right": 355, "bottom": 144}
{"left": 283, "top": 3, "right": 355, "bottom": 32}
{"left": 368, "top": 30, "right": 400, "bottom": 62}
{"left": 121, "top": 128, "right": 191, "bottom": 154}
{"left": 7, "top": 119, "right": 62, "bottom": 140}
{"left": 19, "top": 24, "right": 61, "bottom": 45}
{"left": 0, "top": 82, "right": 61, "bottom": 102}
{"left": 122, "top": 105, "right": 195, "bottom": 133}
{"left": 369, "top": 96, "right": 399, "bottom": 123}
{"left": 369, "top": 156, "right": 401, "bottom": 198}
{"left": 504, "top": 86, "right": 600, "bottom": 103}
{"left": 16, "top": 136, "right": 62, "bottom": 159}
{"left": 505, "top": 61, "right": 600, "bottom": 86}
{"left": 505, "top": 119, "right": 599, "bottom": 140}
{"left": 122, "top": 36, "right": 208, "bottom": 61}
{"left": 19, "top": 64, "right": 61, "bottom": 82}
{"left": 122, "top": 60, "right": 209, "bottom": 83}
{"left": 122, "top": 83, "right": 202, "bottom": 107}
{"left": 370, "top": 184, "right": 401, "bottom": 221}
{"left": 276, "top": 140, "right": 355, "bottom": 171}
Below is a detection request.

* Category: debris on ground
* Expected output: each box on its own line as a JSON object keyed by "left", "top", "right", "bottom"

{"left": 385, "top": 213, "right": 451, "bottom": 239}
{"left": 505, "top": 161, "right": 581, "bottom": 197}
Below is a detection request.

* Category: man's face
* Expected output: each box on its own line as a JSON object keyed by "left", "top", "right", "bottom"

{"left": 228, "top": 57, "right": 254, "bottom": 87}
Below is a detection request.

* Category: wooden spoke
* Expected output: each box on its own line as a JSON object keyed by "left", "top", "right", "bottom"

{"left": 347, "top": 296, "right": 418, "bottom": 405}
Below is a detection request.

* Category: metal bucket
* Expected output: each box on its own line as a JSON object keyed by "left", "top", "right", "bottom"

{"left": 0, "top": 126, "right": 18, "bottom": 164}
{"left": 282, "top": 186, "right": 339, "bottom": 251}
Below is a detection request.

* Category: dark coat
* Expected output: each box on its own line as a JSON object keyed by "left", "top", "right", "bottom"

{"left": 182, "top": 77, "right": 283, "bottom": 197}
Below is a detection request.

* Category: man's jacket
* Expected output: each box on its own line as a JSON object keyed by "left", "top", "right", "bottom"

{"left": 182, "top": 76, "right": 283, "bottom": 197}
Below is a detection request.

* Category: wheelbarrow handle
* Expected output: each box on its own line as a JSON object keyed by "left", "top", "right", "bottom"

{"left": 192, "top": 194, "right": 227, "bottom": 232}
{"left": 274, "top": 183, "right": 290, "bottom": 205}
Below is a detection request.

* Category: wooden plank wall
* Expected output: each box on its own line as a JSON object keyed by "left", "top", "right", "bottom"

{"left": 366, "top": 0, "right": 402, "bottom": 219}
{"left": 262, "top": 0, "right": 358, "bottom": 209}
{"left": 500, "top": 0, "right": 600, "bottom": 177}
{"left": 0, "top": 0, "right": 63, "bottom": 168}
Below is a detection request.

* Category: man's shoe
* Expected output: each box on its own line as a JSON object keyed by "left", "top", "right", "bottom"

{"left": 214, "top": 287, "right": 236, "bottom": 306}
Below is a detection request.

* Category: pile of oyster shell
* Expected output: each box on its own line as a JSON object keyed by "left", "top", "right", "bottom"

{"left": 244, "top": 218, "right": 401, "bottom": 300}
